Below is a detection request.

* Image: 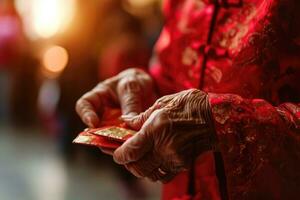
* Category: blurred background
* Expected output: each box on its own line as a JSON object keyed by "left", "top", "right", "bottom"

{"left": 0, "top": 0, "right": 163, "bottom": 199}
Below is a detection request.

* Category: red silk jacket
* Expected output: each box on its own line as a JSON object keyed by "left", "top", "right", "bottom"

{"left": 149, "top": 0, "right": 300, "bottom": 199}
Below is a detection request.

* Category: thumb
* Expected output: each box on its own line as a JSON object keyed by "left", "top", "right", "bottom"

{"left": 113, "top": 129, "right": 153, "bottom": 164}
{"left": 121, "top": 103, "right": 161, "bottom": 130}
{"left": 117, "top": 77, "right": 143, "bottom": 116}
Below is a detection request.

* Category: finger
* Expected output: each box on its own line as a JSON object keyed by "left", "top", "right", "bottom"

{"left": 146, "top": 169, "right": 166, "bottom": 182}
{"left": 76, "top": 92, "right": 102, "bottom": 128}
{"left": 124, "top": 151, "right": 161, "bottom": 178}
{"left": 117, "top": 76, "right": 143, "bottom": 116}
{"left": 124, "top": 164, "right": 143, "bottom": 178}
{"left": 125, "top": 161, "right": 176, "bottom": 183}
{"left": 157, "top": 165, "right": 178, "bottom": 183}
{"left": 99, "top": 147, "right": 115, "bottom": 156}
{"left": 121, "top": 103, "right": 161, "bottom": 130}
{"left": 76, "top": 86, "right": 114, "bottom": 128}
{"left": 113, "top": 129, "right": 153, "bottom": 165}
{"left": 115, "top": 108, "right": 168, "bottom": 164}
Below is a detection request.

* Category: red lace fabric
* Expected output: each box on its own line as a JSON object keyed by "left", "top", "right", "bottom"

{"left": 149, "top": 0, "right": 300, "bottom": 199}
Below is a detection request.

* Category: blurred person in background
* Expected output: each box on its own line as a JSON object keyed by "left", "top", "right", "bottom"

{"left": 0, "top": 0, "right": 38, "bottom": 126}
{"left": 0, "top": 0, "right": 20, "bottom": 123}
{"left": 76, "top": 0, "right": 300, "bottom": 200}
{"left": 97, "top": 0, "right": 156, "bottom": 80}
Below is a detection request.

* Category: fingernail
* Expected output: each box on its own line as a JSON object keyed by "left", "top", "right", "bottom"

{"left": 121, "top": 115, "right": 132, "bottom": 120}
{"left": 86, "top": 116, "right": 94, "bottom": 128}
{"left": 122, "top": 112, "right": 137, "bottom": 119}
{"left": 128, "top": 112, "right": 138, "bottom": 117}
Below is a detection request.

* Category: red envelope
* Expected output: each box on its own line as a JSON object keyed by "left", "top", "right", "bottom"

{"left": 73, "top": 131, "right": 121, "bottom": 149}
{"left": 73, "top": 108, "right": 136, "bottom": 149}
{"left": 100, "top": 108, "right": 123, "bottom": 126}
{"left": 87, "top": 125, "right": 136, "bottom": 142}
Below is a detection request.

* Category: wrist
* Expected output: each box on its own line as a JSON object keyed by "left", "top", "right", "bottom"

{"left": 205, "top": 93, "right": 218, "bottom": 152}
{"left": 186, "top": 89, "right": 218, "bottom": 156}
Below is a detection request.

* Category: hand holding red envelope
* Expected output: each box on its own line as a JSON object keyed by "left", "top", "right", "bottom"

{"left": 73, "top": 108, "right": 136, "bottom": 149}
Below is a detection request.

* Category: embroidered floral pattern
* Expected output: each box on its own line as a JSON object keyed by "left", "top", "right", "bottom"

{"left": 152, "top": 0, "right": 300, "bottom": 199}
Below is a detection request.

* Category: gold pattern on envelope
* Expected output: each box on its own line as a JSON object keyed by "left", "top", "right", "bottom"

{"left": 93, "top": 127, "right": 136, "bottom": 140}
{"left": 74, "top": 135, "right": 91, "bottom": 143}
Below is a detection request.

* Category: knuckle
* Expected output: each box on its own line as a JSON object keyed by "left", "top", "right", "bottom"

{"left": 118, "top": 77, "right": 141, "bottom": 92}
{"left": 80, "top": 91, "right": 95, "bottom": 100}
{"left": 124, "top": 68, "right": 138, "bottom": 74}
{"left": 123, "top": 78, "right": 139, "bottom": 88}
{"left": 155, "top": 95, "right": 171, "bottom": 107}
{"left": 118, "top": 68, "right": 139, "bottom": 78}
{"left": 151, "top": 109, "right": 169, "bottom": 128}
{"left": 75, "top": 99, "right": 82, "bottom": 109}
{"left": 123, "top": 97, "right": 140, "bottom": 110}
{"left": 93, "top": 84, "right": 110, "bottom": 94}
{"left": 100, "top": 75, "right": 119, "bottom": 87}
{"left": 119, "top": 68, "right": 150, "bottom": 82}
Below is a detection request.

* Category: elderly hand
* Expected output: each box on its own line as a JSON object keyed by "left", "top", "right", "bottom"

{"left": 76, "top": 68, "right": 157, "bottom": 128}
{"left": 113, "top": 89, "right": 216, "bottom": 182}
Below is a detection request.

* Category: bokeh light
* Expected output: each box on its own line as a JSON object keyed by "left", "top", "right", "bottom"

{"left": 15, "top": 0, "right": 76, "bottom": 39}
{"left": 42, "top": 45, "right": 69, "bottom": 76}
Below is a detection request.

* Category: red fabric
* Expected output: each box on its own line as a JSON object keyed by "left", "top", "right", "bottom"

{"left": 209, "top": 94, "right": 300, "bottom": 199}
{"left": 149, "top": 0, "right": 300, "bottom": 199}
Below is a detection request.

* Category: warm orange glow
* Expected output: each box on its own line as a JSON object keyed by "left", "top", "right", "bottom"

{"left": 43, "top": 45, "right": 68, "bottom": 75}
{"left": 15, "top": 0, "right": 76, "bottom": 39}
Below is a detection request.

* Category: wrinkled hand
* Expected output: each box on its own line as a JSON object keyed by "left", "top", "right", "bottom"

{"left": 113, "top": 89, "right": 216, "bottom": 182}
{"left": 76, "top": 68, "right": 157, "bottom": 128}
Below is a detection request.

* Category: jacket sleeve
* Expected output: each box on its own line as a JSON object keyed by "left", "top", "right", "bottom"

{"left": 208, "top": 93, "right": 300, "bottom": 199}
